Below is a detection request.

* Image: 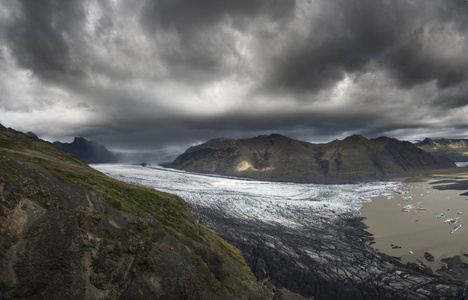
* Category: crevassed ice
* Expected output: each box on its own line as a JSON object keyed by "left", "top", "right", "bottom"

{"left": 92, "top": 164, "right": 402, "bottom": 228}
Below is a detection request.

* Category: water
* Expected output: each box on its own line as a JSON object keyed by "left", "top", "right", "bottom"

{"left": 360, "top": 180, "right": 468, "bottom": 269}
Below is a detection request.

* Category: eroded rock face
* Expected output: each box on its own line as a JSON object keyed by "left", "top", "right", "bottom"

{"left": 0, "top": 160, "right": 268, "bottom": 300}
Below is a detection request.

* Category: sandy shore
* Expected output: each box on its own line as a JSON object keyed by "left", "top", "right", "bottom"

{"left": 360, "top": 171, "right": 468, "bottom": 271}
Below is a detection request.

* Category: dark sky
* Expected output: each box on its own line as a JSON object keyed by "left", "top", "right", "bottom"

{"left": 1, "top": 0, "right": 468, "bottom": 152}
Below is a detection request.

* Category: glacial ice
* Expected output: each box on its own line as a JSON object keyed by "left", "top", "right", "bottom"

{"left": 402, "top": 205, "right": 414, "bottom": 212}
{"left": 91, "top": 164, "right": 402, "bottom": 229}
{"left": 451, "top": 225, "right": 462, "bottom": 234}
{"left": 445, "top": 217, "right": 460, "bottom": 224}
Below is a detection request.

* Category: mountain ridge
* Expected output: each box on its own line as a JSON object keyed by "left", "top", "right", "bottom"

{"left": 172, "top": 134, "right": 456, "bottom": 183}
{"left": 415, "top": 137, "right": 468, "bottom": 162}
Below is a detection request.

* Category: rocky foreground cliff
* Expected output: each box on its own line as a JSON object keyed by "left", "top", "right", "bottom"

{"left": 0, "top": 124, "right": 270, "bottom": 299}
{"left": 172, "top": 134, "right": 455, "bottom": 183}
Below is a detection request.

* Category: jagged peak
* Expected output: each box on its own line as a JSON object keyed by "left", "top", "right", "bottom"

{"left": 417, "top": 138, "right": 437, "bottom": 146}
{"left": 73, "top": 136, "right": 88, "bottom": 143}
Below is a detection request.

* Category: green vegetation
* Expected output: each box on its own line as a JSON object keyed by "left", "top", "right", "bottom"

{"left": 0, "top": 125, "right": 266, "bottom": 298}
{"left": 0, "top": 126, "right": 201, "bottom": 242}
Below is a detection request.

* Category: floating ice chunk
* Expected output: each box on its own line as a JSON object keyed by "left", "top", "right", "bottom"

{"left": 451, "top": 225, "right": 462, "bottom": 234}
{"left": 445, "top": 217, "right": 460, "bottom": 224}
{"left": 402, "top": 196, "right": 412, "bottom": 201}
{"left": 409, "top": 250, "right": 413, "bottom": 254}
{"left": 415, "top": 208, "right": 426, "bottom": 213}
{"left": 436, "top": 213, "right": 445, "bottom": 218}
{"left": 402, "top": 205, "right": 414, "bottom": 212}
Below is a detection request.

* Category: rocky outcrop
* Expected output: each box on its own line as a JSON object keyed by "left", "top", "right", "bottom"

{"left": 0, "top": 126, "right": 270, "bottom": 299}
{"left": 172, "top": 134, "right": 456, "bottom": 183}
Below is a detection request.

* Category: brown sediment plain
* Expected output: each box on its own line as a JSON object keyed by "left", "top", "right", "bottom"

{"left": 360, "top": 169, "right": 468, "bottom": 271}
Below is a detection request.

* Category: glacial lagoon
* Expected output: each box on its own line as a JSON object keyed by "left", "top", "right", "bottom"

{"left": 360, "top": 179, "right": 468, "bottom": 270}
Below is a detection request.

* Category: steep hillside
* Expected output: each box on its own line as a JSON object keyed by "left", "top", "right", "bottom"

{"left": 172, "top": 134, "right": 455, "bottom": 183}
{"left": 415, "top": 138, "right": 468, "bottom": 162}
{"left": 0, "top": 124, "right": 269, "bottom": 299}
{"left": 53, "top": 137, "right": 117, "bottom": 163}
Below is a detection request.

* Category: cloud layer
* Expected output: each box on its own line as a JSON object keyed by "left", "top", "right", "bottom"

{"left": 1, "top": 0, "right": 467, "bottom": 150}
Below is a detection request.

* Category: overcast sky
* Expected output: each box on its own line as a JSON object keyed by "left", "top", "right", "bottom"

{"left": 1, "top": 0, "right": 468, "bottom": 151}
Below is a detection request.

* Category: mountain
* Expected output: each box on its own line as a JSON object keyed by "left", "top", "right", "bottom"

{"left": 370, "top": 136, "right": 397, "bottom": 142}
{"left": 184, "top": 138, "right": 228, "bottom": 154}
{"left": 0, "top": 124, "right": 269, "bottom": 299}
{"left": 53, "top": 137, "right": 117, "bottom": 163}
{"left": 171, "top": 134, "right": 456, "bottom": 183}
{"left": 415, "top": 138, "right": 468, "bottom": 162}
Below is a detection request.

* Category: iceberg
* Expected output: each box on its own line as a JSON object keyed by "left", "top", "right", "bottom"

{"left": 451, "top": 225, "right": 462, "bottom": 234}
{"left": 444, "top": 217, "right": 460, "bottom": 224}
{"left": 402, "top": 205, "right": 414, "bottom": 212}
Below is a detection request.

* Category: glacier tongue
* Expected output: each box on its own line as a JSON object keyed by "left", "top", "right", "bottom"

{"left": 93, "top": 164, "right": 401, "bottom": 229}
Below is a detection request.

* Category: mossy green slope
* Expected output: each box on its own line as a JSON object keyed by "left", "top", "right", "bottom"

{"left": 172, "top": 134, "right": 456, "bottom": 183}
{"left": 0, "top": 124, "right": 270, "bottom": 299}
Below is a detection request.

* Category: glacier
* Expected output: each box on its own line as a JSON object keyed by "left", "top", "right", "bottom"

{"left": 92, "top": 164, "right": 401, "bottom": 229}
{"left": 91, "top": 163, "right": 462, "bottom": 299}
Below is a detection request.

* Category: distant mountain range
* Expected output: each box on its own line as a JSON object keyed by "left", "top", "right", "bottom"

{"left": 415, "top": 138, "right": 468, "bottom": 162}
{"left": 171, "top": 134, "right": 456, "bottom": 183}
{"left": 53, "top": 137, "right": 179, "bottom": 164}
{"left": 53, "top": 137, "right": 117, "bottom": 164}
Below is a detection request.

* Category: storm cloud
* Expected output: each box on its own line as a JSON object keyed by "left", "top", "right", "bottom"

{"left": 0, "top": 0, "right": 467, "bottom": 152}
